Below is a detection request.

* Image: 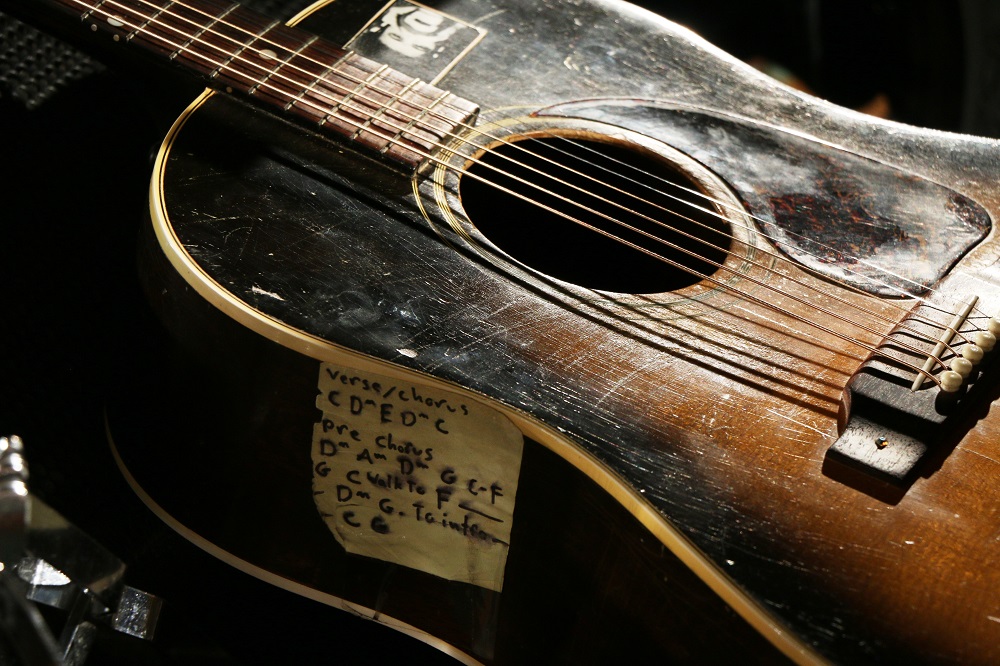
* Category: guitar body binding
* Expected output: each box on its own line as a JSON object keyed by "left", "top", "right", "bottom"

{"left": 108, "top": 0, "right": 1000, "bottom": 663}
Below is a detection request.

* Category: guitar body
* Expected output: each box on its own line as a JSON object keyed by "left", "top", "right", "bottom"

{"left": 110, "top": 0, "right": 1000, "bottom": 663}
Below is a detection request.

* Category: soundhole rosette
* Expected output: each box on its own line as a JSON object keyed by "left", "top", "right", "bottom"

{"left": 418, "top": 113, "right": 769, "bottom": 320}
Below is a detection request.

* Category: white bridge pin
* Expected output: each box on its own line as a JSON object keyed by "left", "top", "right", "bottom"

{"left": 963, "top": 344, "right": 985, "bottom": 365}
{"left": 973, "top": 330, "right": 997, "bottom": 352}
{"left": 951, "top": 357, "right": 974, "bottom": 378}
{"left": 911, "top": 295, "right": 978, "bottom": 391}
{"left": 939, "top": 370, "right": 964, "bottom": 393}
{"left": 988, "top": 316, "right": 1000, "bottom": 336}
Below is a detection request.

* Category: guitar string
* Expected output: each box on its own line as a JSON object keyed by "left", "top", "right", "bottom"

{"left": 78, "top": 1, "right": 968, "bottom": 382}
{"left": 108, "top": 0, "right": 987, "bottom": 345}
{"left": 80, "top": 0, "right": 960, "bottom": 381}
{"left": 483, "top": 136, "right": 977, "bottom": 350}
{"left": 114, "top": 0, "right": 988, "bottom": 332}
{"left": 145, "top": 0, "right": 994, "bottom": 333}
{"left": 537, "top": 133, "right": 990, "bottom": 327}
{"left": 175, "top": 1, "right": 1000, "bottom": 359}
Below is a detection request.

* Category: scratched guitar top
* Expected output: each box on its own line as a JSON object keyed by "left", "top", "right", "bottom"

{"left": 12, "top": 0, "right": 995, "bottom": 663}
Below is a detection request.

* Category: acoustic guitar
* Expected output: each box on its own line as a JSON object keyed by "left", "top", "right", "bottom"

{"left": 9, "top": 0, "right": 999, "bottom": 663}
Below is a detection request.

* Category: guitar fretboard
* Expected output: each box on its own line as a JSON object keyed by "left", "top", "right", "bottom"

{"left": 55, "top": 0, "right": 479, "bottom": 167}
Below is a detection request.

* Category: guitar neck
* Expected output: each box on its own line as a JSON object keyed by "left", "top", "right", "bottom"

{"left": 36, "top": 0, "right": 479, "bottom": 167}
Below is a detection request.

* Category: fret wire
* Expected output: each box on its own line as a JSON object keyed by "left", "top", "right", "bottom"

{"left": 168, "top": 0, "right": 236, "bottom": 57}
{"left": 208, "top": 17, "right": 279, "bottom": 80}
{"left": 68, "top": 0, "right": 471, "bottom": 157}
{"left": 212, "top": 12, "right": 282, "bottom": 69}
{"left": 84, "top": 0, "right": 960, "bottom": 316}
{"left": 64, "top": 0, "right": 958, "bottom": 380}
{"left": 80, "top": 0, "right": 111, "bottom": 22}
{"left": 94, "top": 0, "right": 196, "bottom": 57}
{"left": 90, "top": 0, "right": 465, "bottom": 153}
{"left": 284, "top": 48, "right": 355, "bottom": 113}
{"left": 319, "top": 62, "right": 389, "bottom": 128}
{"left": 177, "top": 4, "right": 260, "bottom": 76}
{"left": 356, "top": 77, "right": 420, "bottom": 149}
{"left": 80, "top": 0, "right": 968, "bottom": 330}
{"left": 338, "top": 60, "right": 416, "bottom": 118}
{"left": 382, "top": 89, "right": 451, "bottom": 155}
{"left": 248, "top": 34, "right": 318, "bottom": 95}
{"left": 127, "top": 0, "right": 179, "bottom": 41}
{"left": 84, "top": 0, "right": 981, "bottom": 332}
{"left": 348, "top": 68, "right": 406, "bottom": 137}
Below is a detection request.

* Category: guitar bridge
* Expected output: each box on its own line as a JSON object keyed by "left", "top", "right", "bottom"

{"left": 826, "top": 296, "right": 1000, "bottom": 488}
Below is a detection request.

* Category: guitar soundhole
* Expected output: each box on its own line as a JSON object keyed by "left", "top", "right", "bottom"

{"left": 460, "top": 136, "right": 732, "bottom": 294}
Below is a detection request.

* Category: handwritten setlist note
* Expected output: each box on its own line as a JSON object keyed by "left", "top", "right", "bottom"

{"left": 311, "top": 363, "right": 524, "bottom": 591}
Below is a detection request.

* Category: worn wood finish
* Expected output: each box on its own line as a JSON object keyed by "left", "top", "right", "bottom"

{"left": 13, "top": 0, "right": 1000, "bottom": 662}
{"left": 136, "top": 0, "right": 1000, "bottom": 658}
{"left": 113, "top": 240, "right": 791, "bottom": 663}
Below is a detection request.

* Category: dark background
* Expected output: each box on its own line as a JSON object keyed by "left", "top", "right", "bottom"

{"left": 1, "top": 1, "right": 998, "bottom": 663}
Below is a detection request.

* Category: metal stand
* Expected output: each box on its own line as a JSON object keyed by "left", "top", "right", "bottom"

{"left": 0, "top": 436, "right": 162, "bottom": 666}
